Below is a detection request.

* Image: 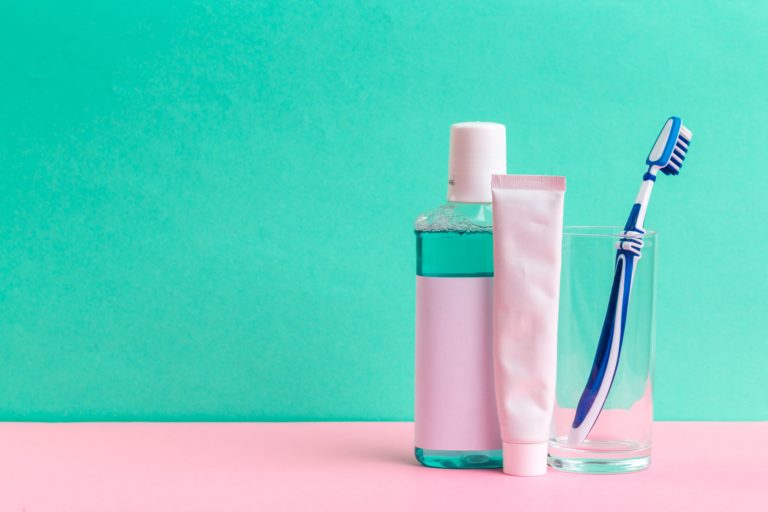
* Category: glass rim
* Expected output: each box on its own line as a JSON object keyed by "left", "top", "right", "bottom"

{"left": 563, "top": 225, "right": 657, "bottom": 238}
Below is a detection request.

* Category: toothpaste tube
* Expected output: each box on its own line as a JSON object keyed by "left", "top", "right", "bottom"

{"left": 491, "top": 174, "right": 565, "bottom": 476}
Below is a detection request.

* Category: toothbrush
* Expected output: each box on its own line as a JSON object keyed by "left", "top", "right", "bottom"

{"left": 568, "top": 117, "right": 692, "bottom": 447}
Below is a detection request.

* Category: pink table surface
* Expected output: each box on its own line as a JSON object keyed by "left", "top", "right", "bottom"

{"left": 0, "top": 422, "right": 765, "bottom": 511}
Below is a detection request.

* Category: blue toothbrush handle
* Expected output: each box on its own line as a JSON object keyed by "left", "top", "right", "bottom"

{"left": 571, "top": 247, "right": 637, "bottom": 430}
{"left": 569, "top": 205, "right": 644, "bottom": 443}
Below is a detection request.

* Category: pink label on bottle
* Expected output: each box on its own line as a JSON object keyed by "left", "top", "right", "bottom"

{"left": 415, "top": 276, "right": 501, "bottom": 451}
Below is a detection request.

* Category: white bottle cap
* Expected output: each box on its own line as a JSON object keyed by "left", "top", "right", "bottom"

{"left": 447, "top": 122, "right": 507, "bottom": 203}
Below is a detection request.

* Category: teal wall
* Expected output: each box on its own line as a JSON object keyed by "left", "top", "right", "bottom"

{"left": 1, "top": 1, "right": 765, "bottom": 421}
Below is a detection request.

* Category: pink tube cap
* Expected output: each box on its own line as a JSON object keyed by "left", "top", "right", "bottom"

{"left": 502, "top": 442, "right": 548, "bottom": 476}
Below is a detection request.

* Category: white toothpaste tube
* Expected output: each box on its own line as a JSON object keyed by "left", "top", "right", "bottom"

{"left": 491, "top": 174, "right": 565, "bottom": 476}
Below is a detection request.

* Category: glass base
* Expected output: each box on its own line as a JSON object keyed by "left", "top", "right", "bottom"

{"left": 548, "top": 437, "right": 651, "bottom": 474}
{"left": 548, "top": 455, "right": 650, "bottom": 474}
{"left": 415, "top": 447, "right": 502, "bottom": 469}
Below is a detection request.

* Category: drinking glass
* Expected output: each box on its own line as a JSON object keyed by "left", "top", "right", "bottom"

{"left": 548, "top": 226, "right": 656, "bottom": 474}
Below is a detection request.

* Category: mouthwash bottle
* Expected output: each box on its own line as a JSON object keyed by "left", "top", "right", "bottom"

{"left": 414, "top": 122, "right": 505, "bottom": 468}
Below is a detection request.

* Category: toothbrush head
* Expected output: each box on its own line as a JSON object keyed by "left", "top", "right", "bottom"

{"left": 646, "top": 116, "right": 692, "bottom": 175}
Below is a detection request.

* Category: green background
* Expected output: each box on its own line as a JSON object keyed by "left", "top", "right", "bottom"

{"left": 1, "top": 1, "right": 765, "bottom": 421}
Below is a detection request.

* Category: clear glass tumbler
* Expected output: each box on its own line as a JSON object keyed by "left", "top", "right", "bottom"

{"left": 548, "top": 226, "right": 657, "bottom": 474}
